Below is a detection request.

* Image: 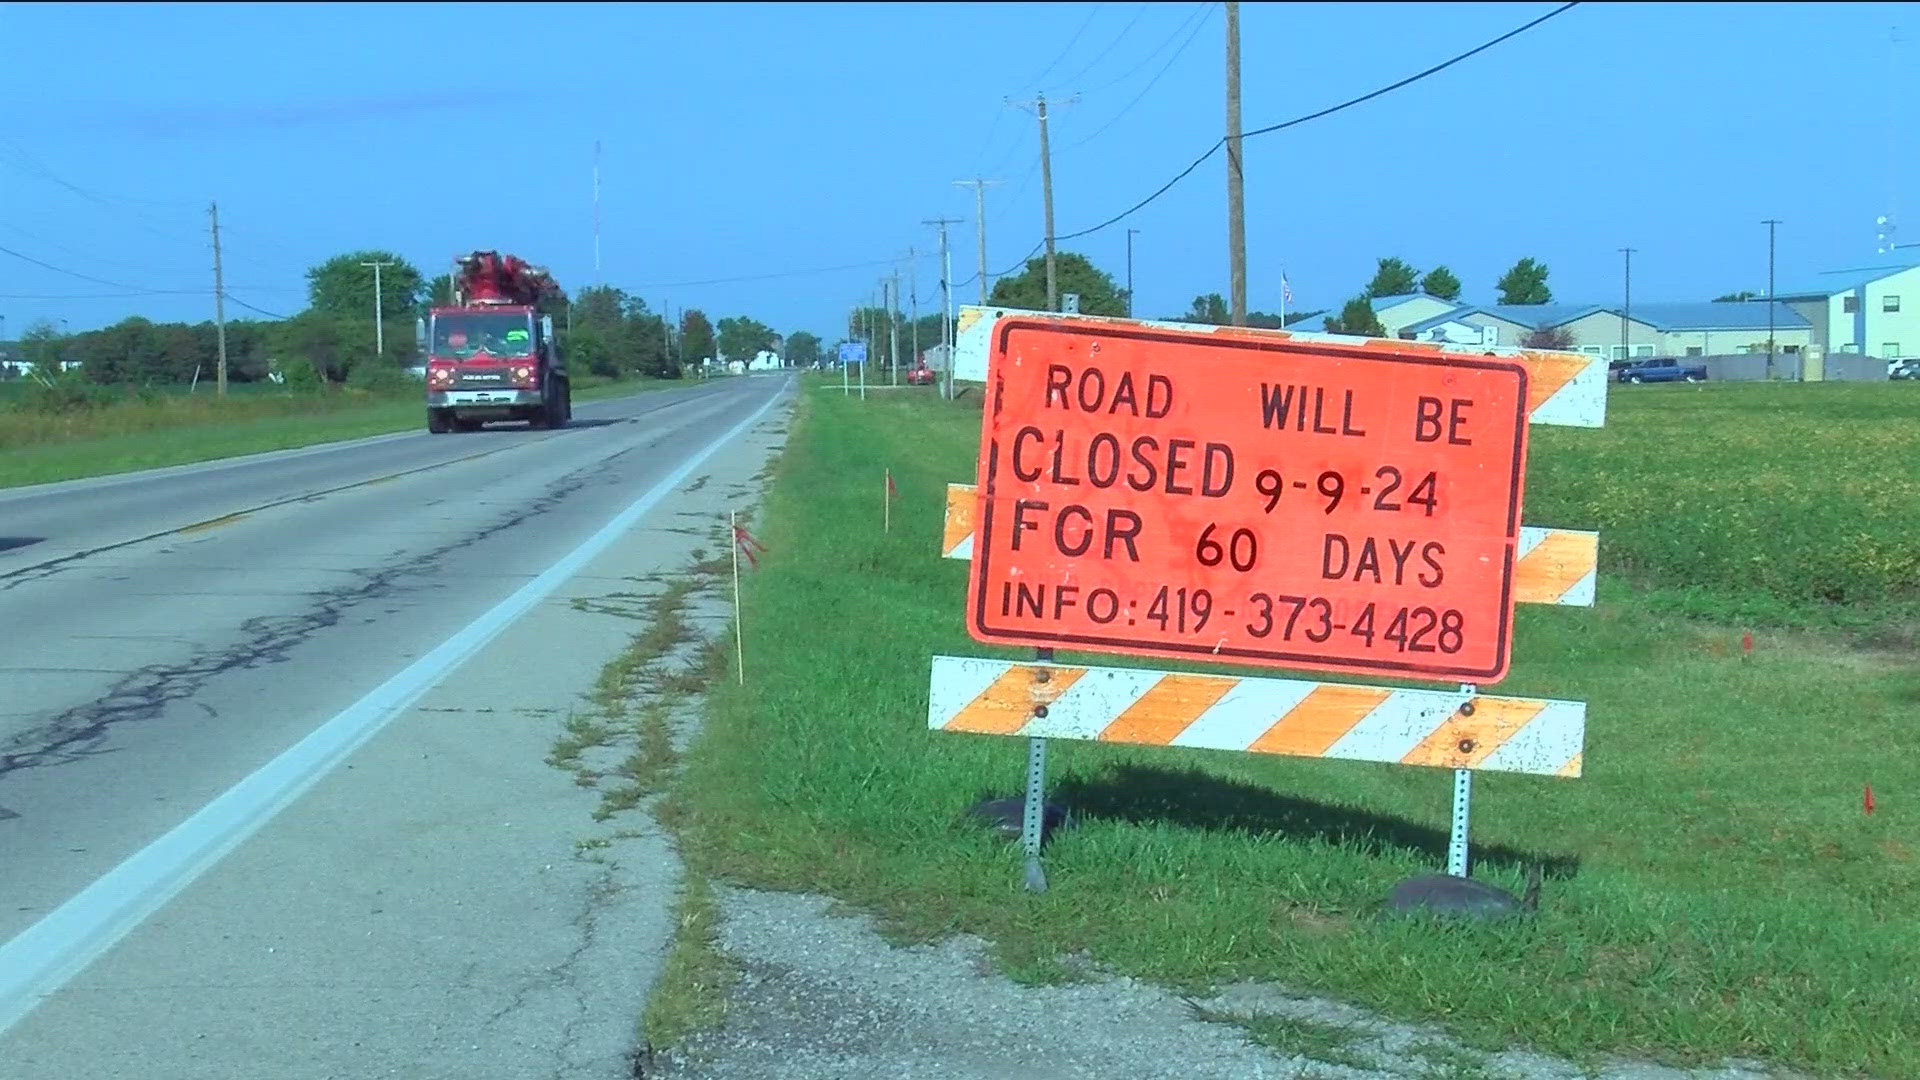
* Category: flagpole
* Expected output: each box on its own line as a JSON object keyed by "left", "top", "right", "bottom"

{"left": 1280, "top": 269, "right": 1288, "bottom": 329}
{"left": 731, "top": 510, "right": 745, "bottom": 685}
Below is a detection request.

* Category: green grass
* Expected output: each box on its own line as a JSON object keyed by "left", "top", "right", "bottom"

{"left": 0, "top": 373, "right": 670, "bottom": 489}
{"left": 672, "top": 377, "right": 1920, "bottom": 1078}
{"left": 1529, "top": 381, "right": 1920, "bottom": 640}
{"left": 639, "top": 873, "right": 736, "bottom": 1054}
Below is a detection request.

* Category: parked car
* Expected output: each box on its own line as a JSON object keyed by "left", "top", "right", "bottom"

{"left": 905, "top": 360, "right": 937, "bottom": 386}
{"left": 1890, "top": 358, "right": 1920, "bottom": 381}
{"left": 1615, "top": 358, "right": 1707, "bottom": 384}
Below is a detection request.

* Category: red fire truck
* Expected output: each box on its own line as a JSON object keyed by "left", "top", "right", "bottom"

{"left": 423, "top": 251, "right": 572, "bottom": 433}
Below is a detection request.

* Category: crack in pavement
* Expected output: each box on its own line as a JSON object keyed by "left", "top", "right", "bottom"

{"left": 0, "top": 442, "right": 649, "bottom": 787}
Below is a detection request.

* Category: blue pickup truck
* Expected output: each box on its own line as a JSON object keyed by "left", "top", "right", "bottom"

{"left": 1615, "top": 358, "right": 1707, "bottom": 384}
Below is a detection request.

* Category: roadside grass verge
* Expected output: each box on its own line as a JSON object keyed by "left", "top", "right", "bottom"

{"left": 638, "top": 873, "right": 735, "bottom": 1055}
{"left": 0, "top": 373, "right": 670, "bottom": 489}
{"left": 672, "top": 379, "right": 1920, "bottom": 1077}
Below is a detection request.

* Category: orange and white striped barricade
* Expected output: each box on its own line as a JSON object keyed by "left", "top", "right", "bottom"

{"left": 930, "top": 312, "right": 1606, "bottom": 891}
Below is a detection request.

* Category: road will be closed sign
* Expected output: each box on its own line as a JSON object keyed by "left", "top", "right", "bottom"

{"left": 966, "top": 317, "right": 1531, "bottom": 683}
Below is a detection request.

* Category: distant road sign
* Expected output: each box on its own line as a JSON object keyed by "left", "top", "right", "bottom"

{"left": 965, "top": 317, "right": 1530, "bottom": 683}
{"left": 839, "top": 342, "right": 868, "bottom": 364}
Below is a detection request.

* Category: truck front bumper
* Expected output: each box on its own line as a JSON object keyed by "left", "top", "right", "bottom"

{"left": 429, "top": 389, "right": 544, "bottom": 408}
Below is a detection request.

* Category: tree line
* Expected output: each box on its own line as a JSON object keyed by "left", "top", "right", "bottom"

{"left": 7, "top": 249, "right": 813, "bottom": 387}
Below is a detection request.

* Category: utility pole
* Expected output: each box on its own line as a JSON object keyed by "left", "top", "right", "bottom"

{"left": 953, "top": 178, "right": 1003, "bottom": 304}
{"left": 209, "top": 202, "right": 228, "bottom": 397}
{"left": 909, "top": 246, "right": 920, "bottom": 367}
{"left": 1619, "top": 247, "right": 1637, "bottom": 363}
{"left": 1126, "top": 228, "right": 1140, "bottom": 318}
{"left": 1225, "top": 0, "right": 1247, "bottom": 325}
{"left": 1763, "top": 219, "right": 1781, "bottom": 380}
{"left": 1010, "top": 95, "right": 1075, "bottom": 311}
{"left": 925, "top": 217, "right": 961, "bottom": 398}
{"left": 361, "top": 259, "right": 394, "bottom": 359}
{"left": 889, "top": 270, "right": 902, "bottom": 386}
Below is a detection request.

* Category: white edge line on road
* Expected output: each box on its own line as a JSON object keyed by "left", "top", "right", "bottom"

{"left": 0, "top": 377, "right": 791, "bottom": 1036}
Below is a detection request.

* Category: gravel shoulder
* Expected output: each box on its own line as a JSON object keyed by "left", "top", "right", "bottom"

{"left": 644, "top": 886, "right": 1805, "bottom": 1080}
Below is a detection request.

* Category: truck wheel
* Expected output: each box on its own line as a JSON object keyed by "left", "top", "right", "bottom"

{"left": 427, "top": 408, "right": 451, "bottom": 434}
{"left": 1685, "top": 374, "right": 1703, "bottom": 383}
{"left": 562, "top": 383, "right": 573, "bottom": 422}
{"left": 529, "top": 382, "right": 555, "bottom": 429}
{"left": 1627, "top": 375, "right": 1642, "bottom": 384}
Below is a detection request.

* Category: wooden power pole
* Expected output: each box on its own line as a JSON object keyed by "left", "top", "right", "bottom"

{"left": 1226, "top": 1, "right": 1247, "bottom": 326}
{"left": 209, "top": 201, "right": 228, "bottom": 397}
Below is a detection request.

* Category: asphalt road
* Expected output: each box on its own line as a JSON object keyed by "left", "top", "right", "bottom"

{"left": 0, "top": 374, "right": 793, "bottom": 1075}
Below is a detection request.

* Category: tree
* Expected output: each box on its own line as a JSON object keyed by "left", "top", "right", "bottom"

{"left": 1495, "top": 258, "right": 1553, "bottom": 305}
{"left": 425, "top": 274, "right": 453, "bottom": 308}
{"left": 1172, "top": 293, "right": 1231, "bottom": 324}
{"left": 679, "top": 310, "right": 716, "bottom": 366}
{"left": 987, "top": 251, "right": 1127, "bottom": 315}
{"left": 1714, "top": 290, "right": 1759, "bottom": 302}
{"left": 305, "top": 251, "right": 426, "bottom": 321}
{"left": 273, "top": 311, "right": 359, "bottom": 383}
{"left": 1366, "top": 257, "right": 1419, "bottom": 299}
{"left": 1322, "top": 296, "right": 1385, "bottom": 337}
{"left": 1521, "top": 325, "right": 1575, "bottom": 350}
{"left": 717, "top": 316, "right": 777, "bottom": 365}
{"left": 786, "top": 330, "right": 822, "bottom": 367}
{"left": 1421, "top": 265, "right": 1462, "bottom": 301}
{"left": 572, "top": 284, "right": 629, "bottom": 328}
{"left": 18, "top": 320, "right": 63, "bottom": 376}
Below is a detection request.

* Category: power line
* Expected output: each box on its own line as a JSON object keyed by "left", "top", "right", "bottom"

{"left": 222, "top": 292, "right": 291, "bottom": 320}
{"left": 1049, "top": 1, "right": 1582, "bottom": 247}
{"left": 0, "top": 291, "right": 182, "bottom": 300}
{"left": 1055, "top": 2, "right": 1154, "bottom": 89}
{"left": 0, "top": 242, "right": 202, "bottom": 295}
{"left": 1067, "top": 2, "right": 1217, "bottom": 151}
{"left": 1024, "top": 3, "right": 1105, "bottom": 91}
{"left": 1081, "top": 2, "right": 1214, "bottom": 96}
{"left": 1242, "top": 2, "right": 1579, "bottom": 140}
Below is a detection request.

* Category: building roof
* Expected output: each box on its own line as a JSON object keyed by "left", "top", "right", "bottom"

{"left": 1401, "top": 303, "right": 1605, "bottom": 334}
{"left": 1368, "top": 292, "right": 1451, "bottom": 312}
{"left": 1771, "top": 262, "right": 1920, "bottom": 300}
{"left": 1623, "top": 302, "right": 1808, "bottom": 331}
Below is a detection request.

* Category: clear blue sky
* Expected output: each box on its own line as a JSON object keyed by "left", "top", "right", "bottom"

{"left": 1, "top": 1, "right": 1913, "bottom": 342}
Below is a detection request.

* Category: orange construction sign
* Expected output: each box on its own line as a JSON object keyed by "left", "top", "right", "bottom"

{"left": 966, "top": 317, "right": 1531, "bottom": 684}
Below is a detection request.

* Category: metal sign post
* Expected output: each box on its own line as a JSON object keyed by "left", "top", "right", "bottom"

{"left": 838, "top": 342, "right": 866, "bottom": 398}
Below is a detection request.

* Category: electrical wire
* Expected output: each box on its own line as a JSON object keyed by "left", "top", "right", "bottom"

{"left": 1080, "top": 2, "right": 1214, "bottom": 97}
{"left": 1066, "top": 2, "right": 1217, "bottom": 151}
{"left": 1054, "top": 2, "right": 1154, "bottom": 90}
{"left": 222, "top": 292, "right": 291, "bottom": 320}
{"left": 0, "top": 242, "right": 202, "bottom": 295}
{"left": 1045, "top": 2, "right": 1581, "bottom": 248}
{"left": 0, "top": 291, "right": 184, "bottom": 300}
{"left": 1024, "top": 3, "right": 1105, "bottom": 92}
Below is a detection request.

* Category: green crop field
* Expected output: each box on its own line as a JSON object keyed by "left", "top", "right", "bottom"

{"left": 0, "top": 373, "right": 668, "bottom": 489}
{"left": 668, "top": 378, "right": 1920, "bottom": 1077}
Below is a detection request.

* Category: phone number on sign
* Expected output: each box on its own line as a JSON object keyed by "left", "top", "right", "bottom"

{"left": 995, "top": 583, "right": 1469, "bottom": 656}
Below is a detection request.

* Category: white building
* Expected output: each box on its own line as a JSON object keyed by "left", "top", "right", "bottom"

{"left": 1771, "top": 262, "right": 1920, "bottom": 360}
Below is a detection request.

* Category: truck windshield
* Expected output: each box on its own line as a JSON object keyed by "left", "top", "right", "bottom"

{"left": 432, "top": 312, "right": 534, "bottom": 358}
